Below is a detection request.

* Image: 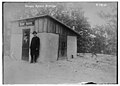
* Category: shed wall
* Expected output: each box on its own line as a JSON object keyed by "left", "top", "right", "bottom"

{"left": 10, "top": 34, "right": 22, "bottom": 60}
{"left": 37, "top": 33, "right": 59, "bottom": 62}
{"left": 10, "top": 22, "right": 35, "bottom": 61}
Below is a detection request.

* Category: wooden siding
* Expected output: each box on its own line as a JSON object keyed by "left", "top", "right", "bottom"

{"left": 53, "top": 21, "right": 56, "bottom": 33}
{"left": 57, "top": 24, "right": 61, "bottom": 34}
{"left": 47, "top": 18, "right": 52, "bottom": 33}
{"left": 32, "top": 17, "right": 78, "bottom": 36}
{"left": 46, "top": 18, "right": 76, "bottom": 36}
{"left": 56, "top": 24, "right": 59, "bottom": 33}
{"left": 43, "top": 18, "right": 47, "bottom": 32}
{"left": 50, "top": 20, "right": 55, "bottom": 33}
{"left": 38, "top": 18, "right": 44, "bottom": 32}
{"left": 35, "top": 19, "right": 39, "bottom": 32}
{"left": 17, "top": 15, "right": 79, "bottom": 36}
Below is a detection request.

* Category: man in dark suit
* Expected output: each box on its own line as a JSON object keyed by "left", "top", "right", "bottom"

{"left": 30, "top": 31, "right": 40, "bottom": 63}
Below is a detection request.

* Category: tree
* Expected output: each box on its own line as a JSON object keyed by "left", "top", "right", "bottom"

{"left": 95, "top": 3, "right": 117, "bottom": 55}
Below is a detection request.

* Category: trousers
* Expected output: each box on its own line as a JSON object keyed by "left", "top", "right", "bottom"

{"left": 30, "top": 50, "right": 39, "bottom": 63}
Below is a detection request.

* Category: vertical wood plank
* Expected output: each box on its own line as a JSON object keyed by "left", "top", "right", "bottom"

{"left": 56, "top": 24, "right": 59, "bottom": 33}
{"left": 38, "top": 18, "right": 43, "bottom": 32}
{"left": 35, "top": 19, "right": 39, "bottom": 32}
{"left": 43, "top": 18, "right": 47, "bottom": 32}
{"left": 52, "top": 20, "right": 55, "bottom": 33}
{"left": 50, "top": 20, "right": 53, "bottom": 33}
{"left": 58, "top": 24, "right": 61, "bottom": 34}
{"left": 48, "top": 18, "right": 52, "bottom": 33}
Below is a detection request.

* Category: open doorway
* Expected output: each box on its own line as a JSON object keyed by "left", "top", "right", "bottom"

{"left": 22, "top": 29, "right": 30, "bottom": 61}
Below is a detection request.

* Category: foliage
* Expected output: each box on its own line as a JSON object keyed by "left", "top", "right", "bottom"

{"left": 92, "top": 3, "right": 117, "bottom": 55}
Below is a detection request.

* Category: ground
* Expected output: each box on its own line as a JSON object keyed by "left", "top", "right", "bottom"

{"left": 3, "top": 53, "right": 117, "bottom": 84}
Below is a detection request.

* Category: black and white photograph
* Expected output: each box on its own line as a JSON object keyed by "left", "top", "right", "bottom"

{"left": 3, "top": 1, "right": 118, "bottom": 84}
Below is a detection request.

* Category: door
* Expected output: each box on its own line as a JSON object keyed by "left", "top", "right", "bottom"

{"left": 58, "top": 35, "right": 67, "bottom": 60}
{"left": 67, "top": 36, "right": 77, "bottom": 59}
{"left": 22, "top": 29, "right": 30, "bottom": 61}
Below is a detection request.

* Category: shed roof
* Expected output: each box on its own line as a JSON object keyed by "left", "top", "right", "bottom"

{"left": 13, "top": 15, "right": 80, "bottom": 36}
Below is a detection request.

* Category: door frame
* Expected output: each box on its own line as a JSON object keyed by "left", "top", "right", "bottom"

{"left": 22, "top": 28, "right": 30, "bottom": 61}
{"left": 57, "top": 34, "right": 67, "bottom": 60}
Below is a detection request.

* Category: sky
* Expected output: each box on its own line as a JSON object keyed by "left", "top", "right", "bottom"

{"left": 80, "top": 2, "right": 117, "bottom": 27}
{"left": 4, "top": 2, "right": 117, "bottom": 28}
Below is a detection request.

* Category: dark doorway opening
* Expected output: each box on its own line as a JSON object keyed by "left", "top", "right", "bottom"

{"left": 58, "top": 35, "right": 67, "bottom": 60}
{"left": 22, "top": 29, "right": 30, "bottom": 61}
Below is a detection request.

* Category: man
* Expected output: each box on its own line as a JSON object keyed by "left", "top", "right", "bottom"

{"left": 30, "top": 31, "right": 40, "bottom": 63}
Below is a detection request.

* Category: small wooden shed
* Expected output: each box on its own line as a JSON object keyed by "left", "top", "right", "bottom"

{"left": 10, "top": 15, "right": 80, "bottom": 62}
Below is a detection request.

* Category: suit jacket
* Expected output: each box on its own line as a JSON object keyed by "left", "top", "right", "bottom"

{"left": 30, "top": 36, "right": 40, "bottom": 51}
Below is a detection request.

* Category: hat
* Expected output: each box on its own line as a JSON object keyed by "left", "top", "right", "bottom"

{"left": 32, "top": 31, "right": 37, "bottom": 34}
